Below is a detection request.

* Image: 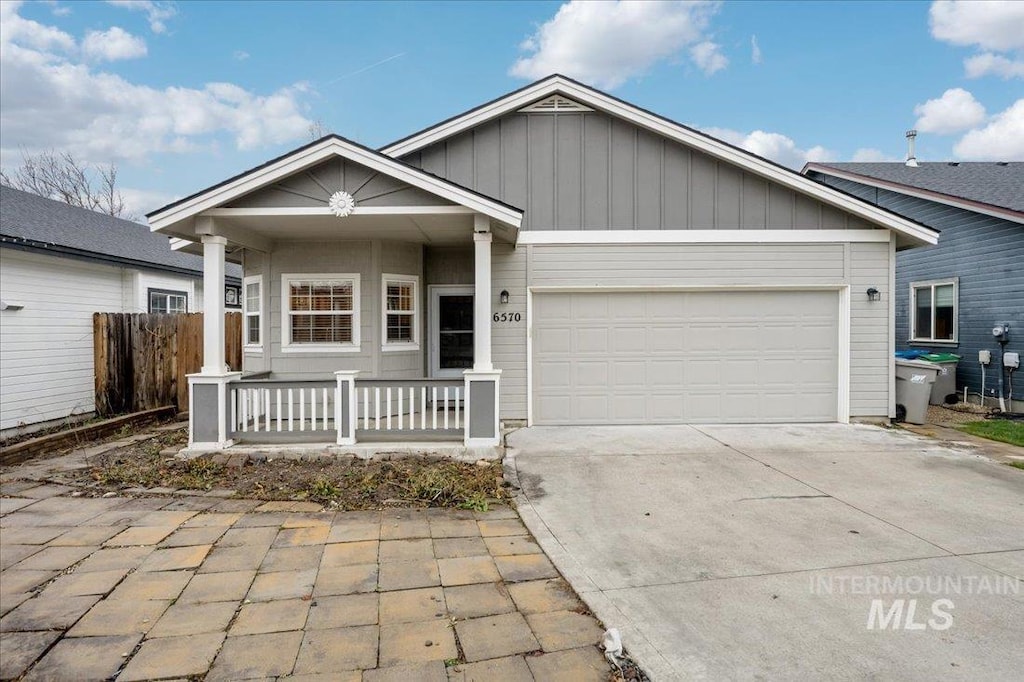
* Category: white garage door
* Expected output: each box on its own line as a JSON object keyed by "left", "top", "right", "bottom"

{"left": 532, "top": 290, "right": 839, "bottom": 424}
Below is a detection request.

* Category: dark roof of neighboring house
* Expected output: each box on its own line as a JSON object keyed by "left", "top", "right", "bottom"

{"left": 806, "top": 162, "right": 1024, "bottom": 214}
{"left": 1, "top": 185, "right": 241, "bottom": 280}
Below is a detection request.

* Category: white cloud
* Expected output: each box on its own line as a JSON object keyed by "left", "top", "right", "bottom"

{"left": 82, "top": 26, "right": 147, "bottom": 61}
{"left": 701, "top": 127, "right": 835, "bottom": 169}
{"left": 106, "top": 0, "right": 177, "bottom": 34}
{"left": 690, "top": 40, "right": 728, "bottom": 75}
{"left": 510, "top": 0, "right": 725, "bottom": 89}
{"left": 851, "top": 148, "right": 898, "bottom": 162}
{"left": 953, "top": 99, "right": 1024, "bottom": 159}
{"left": 751, "top": 34, "right": 762, "bottom": 65}
{"left": 0, "top": 2, "right": 311, "bottom": 164}
{"left": 913, "top": 88, "right": 986, "bottom": 134}
{"left": 964, "top": 52, "right": 1024, "bottom": 79}
{"left": 0, "top": 1, "right": 75, "bottom": 53}
{"left": 930, "top": 1, "right": 1024, "bottom": 52}
{"left": 51, "top": 5, "right": 72, "bottom": 17}
{"left": 930, "top": 1, "right": 1024, "bottom": 79}
{"left": 233, "top": 50, "right": 250, "bottom": 61}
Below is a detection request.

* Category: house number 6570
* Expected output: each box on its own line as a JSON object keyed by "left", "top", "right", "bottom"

{"left": 493, "top": 312, "right": 522, "bottom": 323}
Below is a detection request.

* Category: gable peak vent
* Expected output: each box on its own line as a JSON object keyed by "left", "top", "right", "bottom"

{"left": 519, "top": 95, "right": 593, "bottom": 113}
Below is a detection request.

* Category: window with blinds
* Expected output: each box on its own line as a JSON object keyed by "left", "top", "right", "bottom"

{"left": 382, "top": 274, "right": 419, "bottom": 350}
{"left": 282, "top": 274, "right": 360, "bottom": 350}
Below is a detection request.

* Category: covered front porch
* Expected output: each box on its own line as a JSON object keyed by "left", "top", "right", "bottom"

{"left": 147, "top": 136, "right": 522, "bottom": 452}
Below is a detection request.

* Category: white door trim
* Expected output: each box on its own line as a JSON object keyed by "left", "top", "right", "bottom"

{"left": 428, "top": 285, "right": 474, "bottom": 378}
{"left": 527, "top": 284, "right": 851, "bottom": 426}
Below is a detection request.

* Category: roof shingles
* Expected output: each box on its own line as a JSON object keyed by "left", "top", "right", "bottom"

{"left": 810, "top": 162, "right": 1023, "bottom": 214}
{"left": 1, "top": 185, "right": 240, "bottom": 278}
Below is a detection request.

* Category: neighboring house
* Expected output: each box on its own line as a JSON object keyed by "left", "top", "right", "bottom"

{"left": 803, "top": 162, "right": 1023, "bottom": 410}
{"left": 0, "top": 186, "right": 242, "bottom": 436}
{"left": 147, "top": 75, "right": 938, "bottom": 451}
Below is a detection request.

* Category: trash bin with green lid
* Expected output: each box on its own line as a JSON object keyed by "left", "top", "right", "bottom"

{"left": 894, "top": 359, "right": 940, "bottom": 424}
{"left": 919, "top": 352, "right": 960, "bottom": 405}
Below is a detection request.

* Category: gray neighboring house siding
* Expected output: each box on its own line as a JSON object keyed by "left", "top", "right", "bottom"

{"left": 807, "top": 172, "right": 1024, "bottom": 404}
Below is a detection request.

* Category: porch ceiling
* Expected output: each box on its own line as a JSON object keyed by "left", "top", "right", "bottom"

{"left": 217, "top": 212, "right": 488, "bottom": 245}
{"left": 170, "top": 209, "right": 516, "bottom": 258}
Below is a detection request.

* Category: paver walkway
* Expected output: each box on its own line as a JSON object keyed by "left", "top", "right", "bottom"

{"left": 0, "top": 482, "right": 611, "bottom": 681}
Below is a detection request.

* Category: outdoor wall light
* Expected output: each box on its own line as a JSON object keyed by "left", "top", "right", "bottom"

{"left": 500, "top": 290, "right": 510, "bottom": 305}
{"left": 866, "top": 287, "right": 881, "bottom": 301}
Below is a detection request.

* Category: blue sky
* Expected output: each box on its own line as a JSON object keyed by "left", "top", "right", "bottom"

{"left": 1, "top": 0, "right": 1021, "bottom": 217}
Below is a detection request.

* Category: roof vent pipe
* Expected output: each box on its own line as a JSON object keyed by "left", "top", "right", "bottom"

{"left": 905, "top": 130, "right": 919, "bottom": 167}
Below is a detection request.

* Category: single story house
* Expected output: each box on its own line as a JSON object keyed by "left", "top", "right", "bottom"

{"left": 147, "top": 75, "right": 938, "bottom": 451}
{"left": 0, "top": 185, "right": 241, "bottom": 436}
{"left": 803, "top": 162, "right": 1023, "bottom": 411}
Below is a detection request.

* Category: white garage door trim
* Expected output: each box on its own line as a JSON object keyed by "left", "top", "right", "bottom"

{"left": 526, "top": 284, "right": 851, "bottom": 426}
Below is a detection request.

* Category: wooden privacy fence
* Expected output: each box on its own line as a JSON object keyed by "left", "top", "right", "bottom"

{"left": 94, "top": 312, "right": 242, "bottom": 415}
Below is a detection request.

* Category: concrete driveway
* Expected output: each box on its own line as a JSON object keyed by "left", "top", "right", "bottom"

{"left": 508, "top": 424, "right": 1024, "bottom": 681}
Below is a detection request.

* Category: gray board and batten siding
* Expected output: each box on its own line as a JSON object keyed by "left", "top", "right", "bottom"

{"left": 808, "top": 172, "right": 1023, "bottom": 402}
{"left": 398, "top": 110, "right": 892, "bottom": 421}
{"left": 400, "top": 110, "right": 879, "bottom": 232}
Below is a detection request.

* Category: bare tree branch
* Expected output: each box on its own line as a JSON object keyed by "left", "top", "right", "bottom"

{"left": 307, "top": 119, "right": 329, "bottom": 140}
{"left": 0, "top": 149, "right": 136, "bottom": 220}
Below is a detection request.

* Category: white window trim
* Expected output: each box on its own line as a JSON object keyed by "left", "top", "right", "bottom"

{"left": 381, "top": 273, "right": 420, "bottom": 352}
{"left": 148, "top": 288, "right": 188, "bottom": 314}
{"left": 280, "top": 273, "right": 361, "bottom": 353}
{"left": 243, "top": 275, "right": 264, "bottom": 352}
{"left": 909, "top": 278, "right": 958, "bottom": 344}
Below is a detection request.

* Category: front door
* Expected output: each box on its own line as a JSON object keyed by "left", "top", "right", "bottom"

{"left": 430, "top": 286, "right": 474, "bottom": 377}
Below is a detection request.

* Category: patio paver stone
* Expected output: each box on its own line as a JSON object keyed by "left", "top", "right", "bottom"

{"left": 378, "top": 559, "right": 440, "bottom": 591}
{"left": 118, "top": 632, "right": 226, "bottom": 682}
{"left": 232, "top": 598, "right": 311, "bottom": 635}
{"left": 293, "top": 626, "right": 379, "bottom": 673}
{"left": 207, "top": 631, "right": 303, "bottom": 680}
{"left": 454, "top": 612, "right": 540, "bottom": 662}
{"left": 22, "top": 633, "right": 141, "bottom": 682}
{"left": 379, "top": 586, "right": 446, "bottom": 624}
{"left": 378, "top": 620, "right": 457, "bottom": 667}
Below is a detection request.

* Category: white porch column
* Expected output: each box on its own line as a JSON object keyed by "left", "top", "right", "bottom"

{"left": 473, "top": 222, "right": 493, "bottom": 371}
{"left": 466, "top": 216, "right": 500, "bottom": 448}
{"left": 201, "top": 235, "right": 229, "bottom": 374}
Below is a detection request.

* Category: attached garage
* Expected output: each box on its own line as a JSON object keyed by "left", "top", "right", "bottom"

{"left": 532, "top": 290, "right": 841, "bottom": 425}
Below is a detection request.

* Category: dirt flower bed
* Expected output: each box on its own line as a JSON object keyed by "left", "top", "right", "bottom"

{"left": 70, "top": 427, "right": 510, "bottom": 511}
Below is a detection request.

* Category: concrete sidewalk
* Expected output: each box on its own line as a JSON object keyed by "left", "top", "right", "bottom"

{"left": 509, "top": 424, "right": 1024, "bottom": 681}
{"left": 0, "top": 486, "right": 610, "bottom": 681}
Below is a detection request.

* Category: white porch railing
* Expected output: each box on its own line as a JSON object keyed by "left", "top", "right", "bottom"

{"left": 230, "top": 380, "right": 336, "bottom": 439}
{"left": 227, "top": 377, "right": 464, "bottom": 443}
{"left": 354, "top": 379, "right": 463, "bottom": 439}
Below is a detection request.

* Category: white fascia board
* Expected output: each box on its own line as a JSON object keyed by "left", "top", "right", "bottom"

{"left": 803, "top": 164, "right": 1024, "bottom": 225}
{"left": 517, "top": 229, "right": 891, "bottom": 244}
{"left": 148, "top": 138, "right": 522, "bottom": 233}
{"left": 201, "top": 206, "right": 476, "bottom": 217}
{"left": 381, "top": 78, "right": 566, "bottom": 157}
{"left": 381, "top": 76, "right": 938, "bottom": 246}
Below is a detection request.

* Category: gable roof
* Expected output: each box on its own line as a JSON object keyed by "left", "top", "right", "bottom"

{"left": 380, "top": 74, "right": 938, "bottom": 246}
{"left": 147, "top": 134, "right": 524, "bottom": 234}
{"left": 0, "top": 185, "right": 240, "bottom": 279}
{"left": 803, "top": 162, "right": 1024, "bottom": 223}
